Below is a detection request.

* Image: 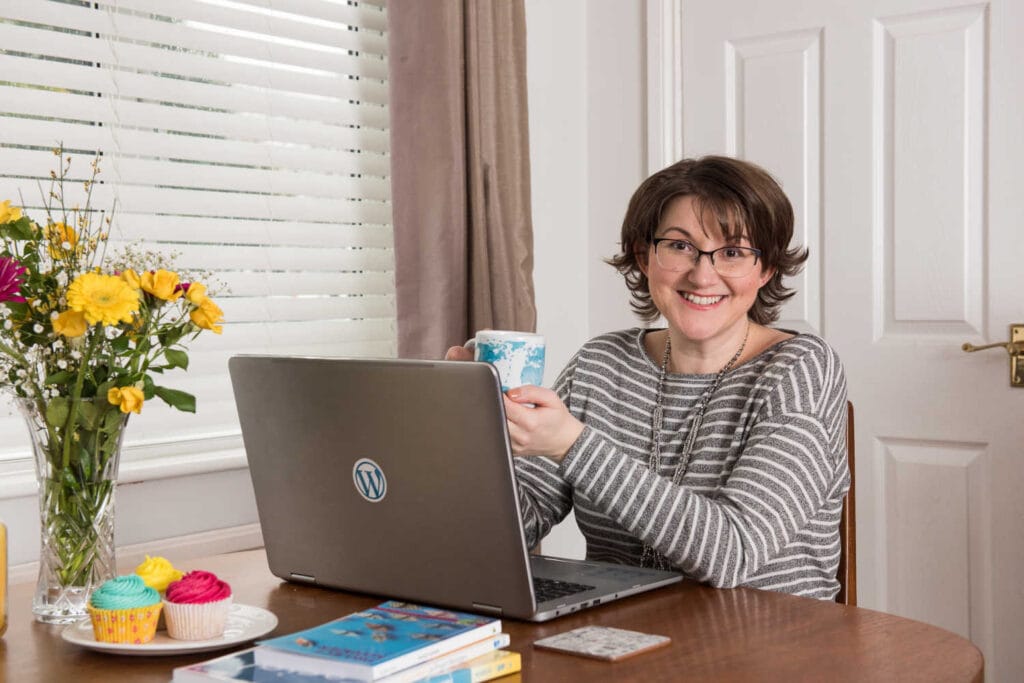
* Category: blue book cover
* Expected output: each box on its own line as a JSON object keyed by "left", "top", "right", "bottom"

{"left": 253, "top": 601, "right": 502, "bottom": 681}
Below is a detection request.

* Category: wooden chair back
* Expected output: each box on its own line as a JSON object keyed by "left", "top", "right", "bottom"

{"left": 836, "top": 400, "right": 857, "bottom": 605}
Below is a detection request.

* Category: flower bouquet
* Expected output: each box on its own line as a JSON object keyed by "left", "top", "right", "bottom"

{"left": 0, "top": 149, "right": 224, "bottom": 622}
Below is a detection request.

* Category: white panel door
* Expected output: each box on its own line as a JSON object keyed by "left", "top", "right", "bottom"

{"left": 653, "top": 0, "right": 1024, "bottom": 680}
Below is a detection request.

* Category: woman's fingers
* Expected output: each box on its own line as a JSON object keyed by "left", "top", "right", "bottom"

{"left": 445, "top": 346, "right": 474, "bottom": 361}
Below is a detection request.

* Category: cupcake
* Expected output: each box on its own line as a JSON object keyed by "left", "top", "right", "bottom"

{"left": 87, "top": 574, "right": 163, "bottom": 644}
{"left": 135, "top": 554, "right": 184, "bottom": 593}
{"left": 134, "top": 555, "right": 183, "bottom": 631}
{"left": 163, "top": 570, "right": 233, "bottom": 640}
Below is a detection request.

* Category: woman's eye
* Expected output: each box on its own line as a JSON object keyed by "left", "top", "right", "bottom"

{"left": 668, "top": 240, "right": 693, "bottom": 253}
{"left": 720, "top": 247, "right": 744, "bottom": 260}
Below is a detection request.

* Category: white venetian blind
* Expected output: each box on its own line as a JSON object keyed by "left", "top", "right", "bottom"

{"left": 0, "top": 0, "right": 394, "bottom": 464}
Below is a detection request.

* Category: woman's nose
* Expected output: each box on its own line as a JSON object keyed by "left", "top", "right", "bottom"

{"left": 686, "top": 253, "right": 720, "bottom": 285}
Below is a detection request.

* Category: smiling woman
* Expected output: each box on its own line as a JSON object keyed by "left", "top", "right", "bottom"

{"left": 498, "top": 156, "right": 850, "bottom": 600}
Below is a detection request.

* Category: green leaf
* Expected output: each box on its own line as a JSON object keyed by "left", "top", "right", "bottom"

{"left": 44, "top": 370, "right": 75, "bottom": 385}
{"left": 0, "top": 216, "right": 36, "bottom": 240}
{"left": 143, "top": 374, "right": 156, "bottom": 399}
{"left": 164, "top": 349, "right": 189, "bottom": 370}
{"left": 111, "top": 335, "right": 130, "bottom": 353}
{"left": 77, "top": 400, "right": 100, "bottom": 430}
{"left": 101, "top": 406, "right": 124, "bottom": 434}
{"left": 153, "top": 386, "right": 196, "bottom": 413}
{"left": 46, "top": 398, "right": 70, "bottom": 431}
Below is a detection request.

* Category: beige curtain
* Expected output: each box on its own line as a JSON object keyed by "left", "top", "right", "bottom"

{"left": 388, "top": 0, "right": 536, "bottom": 359}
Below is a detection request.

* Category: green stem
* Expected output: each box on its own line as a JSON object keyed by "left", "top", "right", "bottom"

{"left": 61, "top": 330, "right": 101, "bottom": 469}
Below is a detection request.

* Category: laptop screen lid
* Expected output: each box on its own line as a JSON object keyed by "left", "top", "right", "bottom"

{"left": 230, "top": 355, "right": 540, "bottom": 617}
{"left": 230, "top": 355, "right": 682, "bottom": 621}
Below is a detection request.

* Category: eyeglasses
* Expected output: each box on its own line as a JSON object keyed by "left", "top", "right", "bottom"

{"left": 650, "top": 238, "right": 762, "bottom": 278}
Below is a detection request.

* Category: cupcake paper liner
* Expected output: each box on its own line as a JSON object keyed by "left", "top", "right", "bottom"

{"left": 163, "top": 595, "right": 233, "bottom": 640}
{"left": 87, "top": 603, "right": 163, "bottom": 644}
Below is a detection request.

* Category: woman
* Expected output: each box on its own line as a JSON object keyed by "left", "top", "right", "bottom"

{"left": 449, "top": 156, "right": 849, "bottom": 600}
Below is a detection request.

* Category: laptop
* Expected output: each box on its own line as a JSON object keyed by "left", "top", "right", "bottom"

{"left": 228, "top": 355, "right": 682, "bottom": 622}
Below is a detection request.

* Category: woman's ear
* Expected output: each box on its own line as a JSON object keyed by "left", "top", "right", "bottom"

{"left": 758, "top": 266, "right": 775, "bottom": 287}
{"left": 637, "top": 247, "right": 650, "bottom": 277}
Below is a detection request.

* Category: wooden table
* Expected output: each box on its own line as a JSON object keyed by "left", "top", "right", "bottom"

{"left": 1, "top": 549, "right": 983, "bottom": 682}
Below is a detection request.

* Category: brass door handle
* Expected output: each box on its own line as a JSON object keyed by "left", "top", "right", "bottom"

{"left": 962, "top": 324, "right": 1024, "bottom": 387}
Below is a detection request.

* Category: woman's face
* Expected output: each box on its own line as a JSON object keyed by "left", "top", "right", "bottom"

{"left": 640, "top": 195, "right": 773, "bottom": 349}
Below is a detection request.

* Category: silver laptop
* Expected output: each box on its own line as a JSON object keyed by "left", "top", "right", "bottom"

{"left": 229, "top": 355, "right": 682, "bottom": 622}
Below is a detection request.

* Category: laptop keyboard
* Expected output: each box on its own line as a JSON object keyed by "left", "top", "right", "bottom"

{"left": 533, "top": 576, "right": 596, "bottom": 603}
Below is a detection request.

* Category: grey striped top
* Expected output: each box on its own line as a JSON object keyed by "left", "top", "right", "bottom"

{"left": 513, "top": 328, "right": 849, "bottom": 600}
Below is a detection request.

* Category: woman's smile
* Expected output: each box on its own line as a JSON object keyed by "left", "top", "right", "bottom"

{"left": 679, "top": 291, "right": 726, "bottom": 307}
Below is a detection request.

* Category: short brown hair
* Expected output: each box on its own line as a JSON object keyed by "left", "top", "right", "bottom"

{"left": 606, "top": 155, "right": 807, "bottom": 325}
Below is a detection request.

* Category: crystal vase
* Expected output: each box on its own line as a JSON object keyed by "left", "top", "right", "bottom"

{"left": 18, "top": 397, "right": 129, "bottom": 623}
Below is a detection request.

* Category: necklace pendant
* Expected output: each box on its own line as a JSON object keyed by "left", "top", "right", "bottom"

{"left": 652, "top": 405, "right": 663, "bottom": 431}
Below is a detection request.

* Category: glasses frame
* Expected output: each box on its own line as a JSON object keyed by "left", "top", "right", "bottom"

{"left": 650, "top": 238, "right": 763, "bottom": 278}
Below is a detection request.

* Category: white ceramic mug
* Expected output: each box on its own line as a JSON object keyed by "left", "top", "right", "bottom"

{"left": 469, "top": 330, "right": 546, "bottom": 391}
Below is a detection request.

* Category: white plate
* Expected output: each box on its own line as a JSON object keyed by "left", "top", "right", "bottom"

{"left": 61, "top": 603, "right": 278, "bottom": 656}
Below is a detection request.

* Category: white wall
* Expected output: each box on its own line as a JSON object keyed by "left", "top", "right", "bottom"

{"left": 526, "top": 0, "right": 647, "bottom": 558}
{"left": 1, "top": 1, "right": 648, "bottom": 575}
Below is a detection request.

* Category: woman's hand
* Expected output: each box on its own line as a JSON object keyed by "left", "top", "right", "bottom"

{"left": 503, "top": 385, "right": 584, "bottom": 461}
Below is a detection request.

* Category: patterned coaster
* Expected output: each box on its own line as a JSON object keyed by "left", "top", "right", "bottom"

{"left": 533, "top": 625, "right": 671, "bottom": 661}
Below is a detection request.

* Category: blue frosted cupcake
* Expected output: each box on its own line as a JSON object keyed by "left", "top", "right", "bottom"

{"left": 87, "top": 574, "right": 163, "bottom": 644}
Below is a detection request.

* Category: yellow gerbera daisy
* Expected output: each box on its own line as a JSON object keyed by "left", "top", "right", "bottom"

{"left": 67, "top": 272, "right": 140, "bottom": 326}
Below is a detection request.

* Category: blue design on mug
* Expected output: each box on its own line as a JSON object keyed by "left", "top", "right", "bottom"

{"left": 475, "top": 339, "right": 546, "bottom": 391}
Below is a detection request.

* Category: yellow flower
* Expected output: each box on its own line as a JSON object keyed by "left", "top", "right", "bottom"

{"left": 53, "top": 310, "right": 88, "bottom": 337}
{"left": 140, "top": 269, "right": 183, "bottom": 301}
{"left": 190, "top": 297, "right": 224, "bottom": 334}
{"left": 46, "top": 222, "right": 78, "bottom": 258}
{"left": 107, "top": 386, "right": 144, "bottom": 414}
{"left": 120, "top": 269, "right": 141, "bottom": 289}
{"left": 185, "top": 282, "right": 208, "bottom": 305}
{"left": 0, "top": 199, "right": 22, "bottom": 223}
{"left": 67, "top": 272, "right": 140, "bottom": 325}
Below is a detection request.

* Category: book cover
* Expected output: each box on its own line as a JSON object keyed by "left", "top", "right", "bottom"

{"left": 173, "top": 638, "right": 514, "bottom": 683}
{"left": 418, "top": 649, "right": 522, "bottom": 683}
{"left": 253, "top": 601, "right": 502, "bottom": 680}
{"left": 173, "top": 647, "right": 350, "bottom": 683}
{"left": 532, "top": 625, "right": 670, "bottom": 661}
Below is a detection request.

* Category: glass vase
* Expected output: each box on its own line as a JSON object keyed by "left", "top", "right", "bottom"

{"left": 18, "top": 397, "right": 129, "bottom": 624}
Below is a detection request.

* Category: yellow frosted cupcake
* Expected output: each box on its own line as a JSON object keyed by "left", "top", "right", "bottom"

{"left": 134, "top": 555, "right": 183, "bottom": 593}
{"left": 87, "top": 574, "right": 162, "bottom": 644}
{"left": 134, "top": 554, "right": 183, "bottom": 630}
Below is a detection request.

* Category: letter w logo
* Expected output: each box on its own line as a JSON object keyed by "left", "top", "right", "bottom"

{"left": 353, "top": 459, "right": 387, "bottom": 502}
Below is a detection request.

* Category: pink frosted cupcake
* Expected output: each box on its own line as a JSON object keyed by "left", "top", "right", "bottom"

{"left": 162, "top": 570, "right": 233, "bottom": 640}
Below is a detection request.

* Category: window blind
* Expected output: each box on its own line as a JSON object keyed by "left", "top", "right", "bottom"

{"left": 0, "top": 0, "right": 394, "bottom": 464}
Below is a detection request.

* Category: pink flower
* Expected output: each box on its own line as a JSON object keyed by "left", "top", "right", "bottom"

{"left": 0, "top": 256, "right": 27, "bottom": 303}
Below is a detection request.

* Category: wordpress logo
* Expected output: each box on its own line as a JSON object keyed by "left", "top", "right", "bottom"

{"left": 352, "top": 458, "right": 387, "bottom": 502}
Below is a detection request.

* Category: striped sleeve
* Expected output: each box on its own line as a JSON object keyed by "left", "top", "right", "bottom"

{"left": 512, "top": 353, "right": 579, "bottom": 549}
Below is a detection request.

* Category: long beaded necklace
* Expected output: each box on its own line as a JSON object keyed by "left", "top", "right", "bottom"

{"left": 640, "top": 322, "right": 750, "bottom": 570}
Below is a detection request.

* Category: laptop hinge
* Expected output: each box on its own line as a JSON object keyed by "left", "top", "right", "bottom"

{"left": 289, "top": 572, "right": 317, "bottom": 584}
{"left": 471, "top": 602, "right": 503, "bottom": 616}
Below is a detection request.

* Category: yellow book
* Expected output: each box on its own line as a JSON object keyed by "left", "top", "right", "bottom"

{"left": 418, "top": 649, "right": 522, "bottom": 683}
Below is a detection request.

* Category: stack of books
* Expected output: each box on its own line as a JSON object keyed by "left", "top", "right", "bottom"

{"left": 172, "top": 600, "right": 521, "bottom": 683}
